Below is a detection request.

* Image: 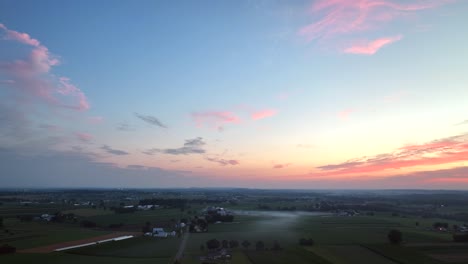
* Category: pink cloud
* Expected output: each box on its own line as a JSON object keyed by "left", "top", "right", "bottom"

{"left": 344, "top": 35, "right": 402, "bottom": 55}
{"left": 274, "top": 166, "right": 468, "bottom": 189}
{"left": 337, "top": 109, "right": 354, "bottom": 120}
{"left": 298, "top": 0, "right": 451, "bottom": 53}
{"left": 1, "top": 23, "right": 40, "bottom": 47}
{"left": 273, "top": 163, "right": 290, "bottom": 169}
{"left": 251, "top": 109, "right": 278, "bottom": 120}
{"left": 300, "top": 0, "right": 445, "bottom": 41}
{"left": 205, "top": 157, "right": 240, "bottom": 166}
{"left": 192, "top": 111, "right": 241, "bottom": 131}
{"left": 0, "top": 24, "right": 90, "bottom": 111}
{"left": 75, "top": 132, "right": 93, "bottom": 142}
{"left": 313, "top": 133, "right": 468, "bottom": 178}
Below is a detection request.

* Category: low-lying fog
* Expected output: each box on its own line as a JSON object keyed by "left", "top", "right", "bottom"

{"left": 231, "top": 210, "right": 331, "bottom": 230}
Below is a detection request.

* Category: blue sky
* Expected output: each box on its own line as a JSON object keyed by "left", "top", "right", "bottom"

{"left": 1, "top": 0, "right": 468, "bottom": 188}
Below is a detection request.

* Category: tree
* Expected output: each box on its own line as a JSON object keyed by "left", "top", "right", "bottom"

{"left": 272, "top": 240, "right": 282, "bottom": 251}
{"left": 229, "top": 240, "right": 239, "bottom": 248}
{"left": 241, "top": 240, "right": 251, "bottom": 249}
{"left": 200, "top": 244, "right": 205, "bottom": 251}
{"left": 299, "top": 238, "right": 314, "bottom": 246}
{"left": 433, "top": 222, "right": 449, "bottom": 230}
{"left": 388, "top": 229, "right": 402, "bottom": 245}
{"left": 0, "top": 217, "right": 3, "bottom": 228}
{"left": 142, "top": 221, "right": 152, "bottom": 233}
{"left": 255, "top": 241, "right": 265, "bottom": 251}
{"left": 222, "top": 240, "right": 229, "bottom": 249}
{"left": 206, "top": 239, "right": 220, "bottom": 250}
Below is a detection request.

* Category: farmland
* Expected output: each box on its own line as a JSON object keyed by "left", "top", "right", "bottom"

{"left": 1, "top": 189, "right": 468, "bottom": 264}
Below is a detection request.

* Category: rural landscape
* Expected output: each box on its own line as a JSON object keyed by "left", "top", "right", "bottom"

{"left": 1, "top": 0, "right": 468, "bottom": 263}
{"left": 1, "top": 189, "right": 468, "bottom": 264}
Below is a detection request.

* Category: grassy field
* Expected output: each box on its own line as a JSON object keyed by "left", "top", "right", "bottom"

{"left": 83, "top": 208, "right": 186, "bottom": 226}
{"left": 68, "top": 236, "right": 180, "bottom": 258}
{"left": 62, "top": 208, "right": 113, "bottom": 217}
{"left": 0, "top": 204, "right": 74, "bottom": 218}
{"left": 309, "top": 245, "right": 396, "bottom": 264}
{"left": 0, "top": 219, "right": 110, "bottom": 250}
{"left": 180, "top": 212, "right": 463, "bottom": 264}
{"left": 245, "top": 247, "right": 331, "bottom": 264}
{"left": 0, "top": 253, "right": 170, "bottom": 264}
{"left": 2, "top": 208, "right": 467, "bottom": 264}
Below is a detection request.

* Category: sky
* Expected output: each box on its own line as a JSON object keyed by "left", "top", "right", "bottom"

{"left": 1, "top": 0, "right": 468, "bottom": 189}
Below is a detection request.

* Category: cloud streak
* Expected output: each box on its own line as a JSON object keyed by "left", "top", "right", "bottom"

{"left": 75, "top": 132, "right": 93, "bottom": 143}
{"left": 312, "top": 133, "right": 468, "bottom": 178}
{"left": 143, "top": 137, "right": 206, "bottom": 156}
{"left": 101, "top": 145, "right": 129, "bottom": 156}
{"left": 337, "top": 109, "right": 354, "bottom": 120}
{"left": 251, "top": 109, "right": 278, "bottom": 120}
{"left": 192, "top": 111, "right": 241, "bottom": 131}
{"left": 134, "top": 113, "right": 167, "bottom": 128}
{"left": 297, "top": 0, "right": 451, "bottom": 54}
{"left": 344, "top": 35, "right": 402, "bottom": 55}
{"left": 273, "top": 163, "right": 290, "bottom": 169}
{"left": 116, "top": 122, "right": 135, "bottom": 131}
{"left": 205, "top": 157, "right": 240, "bottom": 166}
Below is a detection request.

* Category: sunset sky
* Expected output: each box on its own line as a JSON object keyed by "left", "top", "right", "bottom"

{"left": 1, "top": 0, "right": 467, "bottom": 189}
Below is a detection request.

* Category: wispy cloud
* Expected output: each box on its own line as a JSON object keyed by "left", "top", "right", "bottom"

{"left": 192, "top": 111, "right": 241, "bottom": 131}
{"left": 273, "top": 163, "right": 290, "bottom": 169}
{"left": 344, "top": 35, "right": 402, "bottom": 55}
{"left": 281, "top": 166, "right": 468, "bottom": 189}
{"left": 116, "top": 122, "right": 135, "bottom": 131}
{"left": 38, "top": 124, "right": 60, "bottom": 132}
{"left": 297, "top": 0, "right": 451, "bottom": 54}
{"left": 134, "top": 113, "right": 167, "bottom": 128}
{"left": 101, "top": 145, "right": 129, "bottom": 156}
{"left": 337, "top": 109, "right": 354, "bottom": 120}
{"left": 205, "top": 157, "right": 240, "bottom": 166}
{"left": 312, "top": 133, "right": 468, "bottom": 177}
{"left": 0, "top": 23, "right": 89, "bottom": 110}
{"left": 127, "top": 165, "right": 146, "bottom": 170}
{"left": 251, "top": 109, "right": 278, "bottom": 120}
{"left": 143, "top": 137, "right": 206, "bottom": 156}
{"left": 75, "top": 132, "right": 93, "bottom": 143}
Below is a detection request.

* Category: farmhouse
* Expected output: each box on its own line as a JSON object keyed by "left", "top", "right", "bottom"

{"left": 152, "top": 227, "right": 167, "bottom": 237}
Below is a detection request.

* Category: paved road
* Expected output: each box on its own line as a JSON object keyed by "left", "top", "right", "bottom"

{"left": 174, "top": 229, "right": 190, "bottom": 261}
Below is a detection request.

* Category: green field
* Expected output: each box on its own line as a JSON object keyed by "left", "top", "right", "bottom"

{"left": 2, "top": 207, "right": 468, "bottom": 264}
{"left": 62, "top": 208, "right": 113, "bottom": 217}
{"left": 0, "top": 219, "right": 110, "bottom": 250}
{"left": 68, "top": 236, "right": 180, "bottom": 258}
{"left": 0, "top": 253, "right": 169, "bottom": 264}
